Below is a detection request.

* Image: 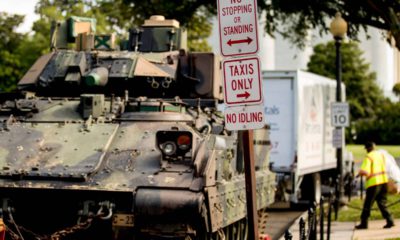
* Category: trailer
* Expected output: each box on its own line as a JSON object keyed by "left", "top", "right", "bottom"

{"left": 262, "top": 70, "right": 350, "bottom": 206}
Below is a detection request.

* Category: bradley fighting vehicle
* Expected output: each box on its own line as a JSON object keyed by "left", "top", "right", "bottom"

{"left": 0, "top": 15, "right": 275, "bottom": 239}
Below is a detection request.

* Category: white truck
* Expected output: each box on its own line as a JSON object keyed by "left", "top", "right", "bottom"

{"left": 262, "top": 70, "right": 350, "bottom": 206}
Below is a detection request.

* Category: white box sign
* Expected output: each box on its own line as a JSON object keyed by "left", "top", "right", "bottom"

{"left": 224, "top": 104, "right": 265, "bottom": 130}
{"left": 223, "top": 56, "right": 263, "bottom": 106}
{"left": 217, "top": 0, "right": 259, "bottom": 57}
{"left": 332, "top": 128, "right": 343, "bottom": 148}
{"left": 331, "top": 102, "right": 350, "bottom": 127}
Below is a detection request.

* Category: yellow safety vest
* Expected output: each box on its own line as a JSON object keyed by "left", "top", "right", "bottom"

{"left": 360, "top": 150, "right": 388, "bottom": 188}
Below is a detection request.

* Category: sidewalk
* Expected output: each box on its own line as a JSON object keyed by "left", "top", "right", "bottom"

{"left": 280, "top": 217, "right": 400, "bottom": 240}
{"left": 353, "top": 219, "right": 400, "bottom": 240}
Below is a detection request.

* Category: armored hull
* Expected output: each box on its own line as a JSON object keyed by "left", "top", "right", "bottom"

{"left": 0, "top": 15, "right": 275, "bottom": 240}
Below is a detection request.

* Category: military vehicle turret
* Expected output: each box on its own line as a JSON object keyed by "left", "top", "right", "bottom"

{"left": 0, "top": 15, "right": 275, "bottom": 240}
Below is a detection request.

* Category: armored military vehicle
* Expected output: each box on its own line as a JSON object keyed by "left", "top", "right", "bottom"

{"left": 0, "top": 15, "right": 275, "bottom": 239}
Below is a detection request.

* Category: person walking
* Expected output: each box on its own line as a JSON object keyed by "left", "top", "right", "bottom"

{"left": 355, "top": 141, "right": 395, "bottom": 229}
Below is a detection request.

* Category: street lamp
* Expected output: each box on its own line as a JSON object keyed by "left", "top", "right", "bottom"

{"left": 330, "top": 12, "right": 347, "bottom": 220}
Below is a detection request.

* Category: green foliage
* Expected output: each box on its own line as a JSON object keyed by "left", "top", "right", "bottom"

{"left": 259, "top": 1, "right": 400, "bottom": 51}
{"left": 32, "top": 0, "right": 213, "bottom": 52}
{"left": 186, "top": 8, "right": 212, "bottom": 52}
{"left": 337, "top": 194, "right": 400, "bottom": 222}
{"left": 0, "top": 13, "right": 27, "bottom": 92}
{"left": 0, "top": 0, "right": 215, "bottom": 93}
{"left": 118, "top": 0, "right": 400, "bottom": 52}
{"left": 353, "top": 101, "right": 400, "bottom": 144}
{"left": 123, "top": 1, "right": 400, "bottom": 52}
{"left": 99, "top": 0, "right": 214, "bottom": 51}
{"left": 33, "top": 0, "right": 116, "bottom": 47}
{"left": 307, "top": 41, "right": 385, "bottom": 120}
{"left": 393, "top": 82, "right": 400, "bottom": 97}
{"left": 306, "top": 41, "right": 400, "bottom": 144}
{"left": 4, "top": 0, "right": 400, "bottom": 93}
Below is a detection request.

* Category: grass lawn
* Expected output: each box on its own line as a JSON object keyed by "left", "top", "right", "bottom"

{"left": 337, "top": 194, "right": 400, "bottom": 222}
{"left": 346, "top": 144, "right": 400, "bottom": 163}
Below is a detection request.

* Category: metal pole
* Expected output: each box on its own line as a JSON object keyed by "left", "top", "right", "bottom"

{"left": 327, "top": 191, "right": 333, "bottom": 240}
{"left": 320, "top": 196, "right": 324, "bottom": 240}
{"left": 310, "top": 203, "right": 317, "bottom": 240}
{"left": 243, "top": 130, "right": 259, "bottom": 240}
{"left": 284, "top": 230, "right": 293, "bottom": 240}
{"left": 334, "top": 36, "right": 344, "bottom": 221}
{"left": 299, "top": 217, "right": 306, "bottom": 240}
{"left": 348, "top": 161, "right": 354, "bottom": 202}
{"left": 360, "top": 176, "right": 364, "bottom": 200}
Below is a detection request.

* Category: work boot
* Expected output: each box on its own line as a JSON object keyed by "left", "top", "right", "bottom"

{"left": 383, "top": 221, "right": 395, "bottom": 229}
{"left": 355, "top": 222, "right": 368, "bottom": 229}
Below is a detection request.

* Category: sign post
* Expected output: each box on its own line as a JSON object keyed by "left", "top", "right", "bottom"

{"left": 242, "top": 129, "right": 259, "bottom": 240}
{"left": 217, "top": 0, "right": 263, "bottom": 238}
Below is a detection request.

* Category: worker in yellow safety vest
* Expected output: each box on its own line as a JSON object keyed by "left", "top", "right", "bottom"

{"left": 355, "top": 141, "right": 394, "bottom": 229}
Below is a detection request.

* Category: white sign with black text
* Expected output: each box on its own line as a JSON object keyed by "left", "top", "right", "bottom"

{"left": 224, "top": 104, "right": 265, "bottom": 130}
{"left": 223, "top": 56, "right": 263, "bottom": 106}
{"left": 332, "top": 128, "right": 343, "bottom": 148}
{"left": 331, "top": 102, "right": 350, "bottom": 127}
{"left": 217, "top": 0, "right": 259, "bottom": 57}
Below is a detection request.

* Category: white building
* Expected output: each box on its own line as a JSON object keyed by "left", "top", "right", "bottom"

{"left": 208, "top": 17, "right": 400, "bottom": 100}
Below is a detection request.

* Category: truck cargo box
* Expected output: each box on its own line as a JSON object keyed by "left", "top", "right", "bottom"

{"left": 262, "top": 70, "right": 346, "bottom": 204}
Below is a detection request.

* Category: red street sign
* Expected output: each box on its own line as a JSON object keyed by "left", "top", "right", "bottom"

{"left": 223, "top": 56, "right": 263, "bottom": 106}
{"left": 217, "top": 0, "right": 259, "bottom": 57}
{"left": 224, "top": 105, "right": 265, "bottom": 130}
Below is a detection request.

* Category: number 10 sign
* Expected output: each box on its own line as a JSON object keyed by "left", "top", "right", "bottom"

{"left": 331, "top": 102, "right": 350, "bottom": 127}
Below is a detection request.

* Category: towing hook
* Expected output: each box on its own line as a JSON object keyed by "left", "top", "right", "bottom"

{"left": 162, "top": 78, "right": 172, "bottom": 88}
{"left": 97, "top": 201, "right": 115, "bottom": 220}
{"left": 151, "top": 79, "right": 160, "bottom": 89}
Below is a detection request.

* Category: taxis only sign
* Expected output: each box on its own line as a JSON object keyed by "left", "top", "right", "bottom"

{"left": 222, "top": 57, "right": 262, "bottom": 106}
{"left": 217, "top": 0, "right": 259, "bottom": 57}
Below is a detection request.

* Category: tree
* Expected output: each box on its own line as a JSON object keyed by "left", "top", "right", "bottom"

{"left": 307, "top": 41, "right": 386, "bottom": 120}
{"left": 13, "top": 0, "right": 133, "bottom": 83}
{"left": 258, "top": 0, "right": 400, "bottom": 50}
{"left": 0, "top": 1, "right": 100, "bottom": 92}
{"left": 117, "top": 0, "right": 215, "bottom": 51}
{"left": 9, "top": 0, "right": 400, "bottom": 92}
{"left": 355, "top": 100, "right": 400, "bottom": 144}
{"left": 393, "top": 82, "right": 400, "bottom": 98}
{"left": 0, "top": 0, "right": 214, "bottom": 93}
{"left": 29, "top": 1, "right": 400, "bottom": 56}
{"left": 32, "top": 0, "right": 121, "bottom": 48}
{"left": 31, "top": 0, "right": 212, "bottom": 52}
{"left": 306, "top": 41, "right": 400, "bottom": 144}
{"left": 0, "top": 13, "right": 27, "bottom": 92}
{"left": 122, "top": 0, "right": 400, "bottom": 50}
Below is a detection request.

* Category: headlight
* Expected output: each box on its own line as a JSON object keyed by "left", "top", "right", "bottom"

{"left": 156, "top": 131, "right": 193, "bottom": 161}
{"left": 161, "top": 141, "right": 177, "bottom": 156}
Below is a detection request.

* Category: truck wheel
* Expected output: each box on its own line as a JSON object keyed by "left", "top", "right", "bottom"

{"left": 300, "top": 173, "right": 321, "bottom": 206}
{"left": 312, "top": 173, "right": 321, "bottom": 205}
